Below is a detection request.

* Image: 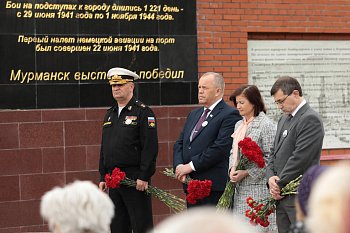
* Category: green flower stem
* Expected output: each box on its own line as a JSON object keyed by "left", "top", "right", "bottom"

{"left": 121, "top": 177, "right": 186, "bottom": 213}
{"left": 216, "top": 181, "right": 236, "bottom": 209}
{"left": 162, "top": 168, "right": 192, "bottom": 184}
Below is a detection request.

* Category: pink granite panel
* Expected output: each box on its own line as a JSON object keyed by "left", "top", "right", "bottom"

{"left": 66, "top": 171, "right": 99, "bottom": 184}
{"left": 0, "top": 110, "right": 41, "bottom": 123}
{"left": 18, "top": 149, "right": 42, "bottom": 174}
{"left": 156, "top": 119, "right": 169, "bottom": 143}
{"left": 85, "top": 108, "right": 107, "bottom": 120}
{"left": 168, "top": 141, "right": 176, "bottom": 165}
{"left": 0, "top": 227, "right": 21, "bottom": 233}
{"left": 157, "top": 142, "right": 169, "bottom": 167}
{"left": 169, "top": 189, "right": 185, "bottom": 200}
{"left": 0, "top": 175, "right": 19, "bottom": 201}
{"left": 152, "top": 106, "right": 169, "bottom": 119}
{"left": 42, "top": 109, "right": 85, "bottom": 121}
{"left": 0, "top": 124, "right": 19, "bottom": 149}
{"left": 152, "top": 168, "right": 171, "bottom": 190}
{"left": 64, "top": 121, "right": 101, "bottom": 146}
{"left": 20, "top": 225, "right": 48, "bottom": 233}
{"left": 152, "top": 197, "right": 171, "bottom": 215}
{"left": 166, "top": 175, "right": 184, "bottom": 193}
{"left": 0, "top": 202, "right": 20, "bottom": 228}
{"left": 86, "top": 145, "right": 100, "bottom": 170}
{"left": 168, "top": 106, "right": 197, "bottom": 117}
{"left": 20, "top": 173, "right": 65, "bottom": 200}
{"left": 19, "top": 200, "right": 42, "bottom": 226}
{"left": 168, "top": 118, "right": 187, "bottom": 142}
{"left": 19, "top": 122, "right": 63, "bottom": 148}
{"left": 65, "top": 146, "right": 86, "bottom": 171}
{"left": 43, "top": 148, "right": 64, "bottom": 173}
{"left": 0, "top": 150, "right": 20, "bottom": 175}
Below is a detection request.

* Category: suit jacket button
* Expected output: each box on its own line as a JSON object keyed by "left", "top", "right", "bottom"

{"left": 188, "top": 146, "right": 191, "bottom": 149}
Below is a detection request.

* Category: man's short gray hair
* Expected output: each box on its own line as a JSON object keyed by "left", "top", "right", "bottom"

{"left": 40, "top": 181, "right": 114, "bottom": 233}
{"left": 201, "top": 72, "right": 225, "bottom": 93}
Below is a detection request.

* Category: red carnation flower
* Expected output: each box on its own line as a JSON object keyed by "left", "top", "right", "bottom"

{"left": 186, "top": 179, "right": 212, "bottom": 204}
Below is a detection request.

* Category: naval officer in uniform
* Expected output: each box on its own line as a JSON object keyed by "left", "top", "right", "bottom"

{"left": 98, "top": 67, "right": 158, "bottom": 233}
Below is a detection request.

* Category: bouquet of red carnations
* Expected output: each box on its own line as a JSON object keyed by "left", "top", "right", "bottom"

{"left": 245, "top": 175, "right": 302, "bottom": 227}
{"left": 105, "top": 167, "right": 186, "bottom": 213}
{"left": 216, "top": 137, "right": 265, "bottom": 209}
{"left": 162, "top": 168, "right": 212, "bottom": 205}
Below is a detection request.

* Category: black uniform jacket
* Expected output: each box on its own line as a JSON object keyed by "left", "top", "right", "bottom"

{"left": 99, "top": 97, "right": 158, "bottom": 182}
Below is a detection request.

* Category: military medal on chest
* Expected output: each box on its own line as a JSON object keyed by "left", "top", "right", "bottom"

{"left": 124, "top": 116, "right": 137, "bottom": 125}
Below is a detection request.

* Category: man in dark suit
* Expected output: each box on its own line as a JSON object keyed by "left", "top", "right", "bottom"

{"left": 173, "top": 72, "right": 241, "bottom": 207}
{"left": 266, "top": 76, "right": 324, "bottom": 233}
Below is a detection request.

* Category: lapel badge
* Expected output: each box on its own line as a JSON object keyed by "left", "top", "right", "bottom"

{"left": 128, "top": 106, "right": 132, "bottom": 111}
{"left": 108, "top": 116, "right": 111, "bottom": 121}
{"left": 210, "top": 114, "right": 213, "bottom": 118}
{"left": 282, "top": 130, "right": 288, "bottom": 137}
{"left": 202, "top": 121, "right": 208, "bottom": 127}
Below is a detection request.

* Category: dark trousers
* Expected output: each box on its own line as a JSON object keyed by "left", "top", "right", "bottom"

{"left": 276, "top": 195, "right": 296, "bottom": 233}
{"left": 186, "top": 191, "right": 224, "bottom": 208}
{"left": 109, "top": 186, "right": 153, "bottom": 233}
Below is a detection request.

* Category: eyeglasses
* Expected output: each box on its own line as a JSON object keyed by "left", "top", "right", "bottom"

{"left": 274, "top": 93, "right": 291, "bottom": 105}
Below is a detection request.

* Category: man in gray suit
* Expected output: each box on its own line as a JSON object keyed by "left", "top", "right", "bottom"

{"left": 266, "top": 76, "right": 324, "bottom": 233}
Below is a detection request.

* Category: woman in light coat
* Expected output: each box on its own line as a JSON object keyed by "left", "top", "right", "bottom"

{"left": 229, "top": 85, "right": 277, "bottom": 233}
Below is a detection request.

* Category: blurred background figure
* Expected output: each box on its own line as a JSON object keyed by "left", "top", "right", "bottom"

{"left": 288, "top": 165, "right": 328, "bottom": 233}
{"left": 150, "top": 207, "right": 258, "bottom": 233}
{"left": 306, "top": 163, "right": 350, "bottom": 233}
{"left": 40, "top": 180, "right": 114, "bottom": 233}
{"left": 229, "top": 85, "right": 277, "bottom": 233}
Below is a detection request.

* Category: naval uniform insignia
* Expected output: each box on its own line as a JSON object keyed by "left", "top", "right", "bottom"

{"left": 148, "top": 117, "right": 156, "bottom": 128}
{"left": 124, "top": 116, "right": 138, "bottom": 125}
{"left": 103, "top": 121, "right": 112, "bottom": 126}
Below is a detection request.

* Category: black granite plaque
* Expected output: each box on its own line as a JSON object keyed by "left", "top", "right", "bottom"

{"left": 0, "top": 0, "right": 198, "bottom": 109}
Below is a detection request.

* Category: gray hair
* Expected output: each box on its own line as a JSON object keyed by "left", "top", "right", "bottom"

{"left": 201, "top": 72, "right": 225, "bottom": 94}
{"left": 40, "top": 181, "right": 114, "bottom": 233}
{"left": 150, "top": 207, "right": 258, "bottom": 233}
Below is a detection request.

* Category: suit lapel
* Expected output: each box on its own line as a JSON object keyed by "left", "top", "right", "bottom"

{"left": 275, "top": 116, "right": 289, "bottom": 146}
{"left": 190, "top": 100, "right": 225, "bottom": 142}
{"left": 274, "top": 103, "right": 310, "bottom": 154}
{"left": 185, "top": 108, "right": 203, "bottom": 141}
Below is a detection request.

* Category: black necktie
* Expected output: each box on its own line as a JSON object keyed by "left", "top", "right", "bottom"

{"left": 191, "top": 108, "right": 210, "bottom": 140}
